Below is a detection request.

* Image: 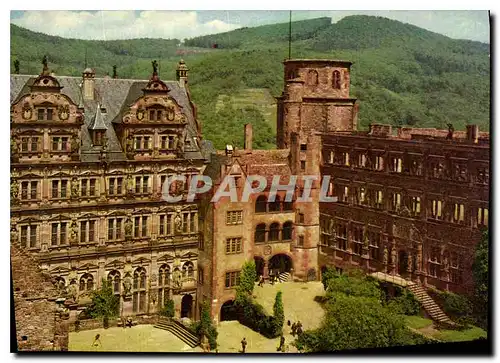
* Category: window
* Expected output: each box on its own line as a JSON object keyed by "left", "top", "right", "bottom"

{"left": 431, "top": 200, "right": 443, "bottom": 219}
{"left": 411, "top": 197, "right": 421, "bottom": 216}
{"left": 255, "top": 195, "right": 267, "bottom": 213}
{"left": 134, "top": 216, "right": 149, "bottom": 238}
{"left": 108, "top": 177, "right": 124, "bottom": 196}
{"left": 332, "top": 70, "right": 341, "bottom": 89}
{"left": 300, "top": 160, "right": 306, "bottom": 171}
{"left": 37, "top": 107, "right": 54, "bottom": 121}
{"left": 226, "top": 237, "right": 242, "bottom": 254}
{"left": 20, "top": 181, "right": 39, "bottom": 200}
{"left": 298, "top": 235, "right": 304, "bottom": 247}
{"left": 477, "top": 207, "right": 488, "bottom": 227}
{"left": 300, "top": 144, "right": 307, "bottom": 151}
{"left": 428, "top": 247, "right": 441, "bottom": 278}
{"left": 198, "top": 234, "right": 205, "bottom": 250}
{"left": 329, "top": 150, "right": 334, "bottom": 164}
{"left": 336, "top": 224, "right": 347, "bottom": 251}
{"left": 255, "top": 224, "right": 266, "bottom": 243}
{"left": 92, "top": 131, "right": 103, "bottom": 146}
{"left": 80, "top": 178, "right": 97, "bottom": 197}
{"left": 135, "top": 176, "right": 150, "bottom": 194}
{"left": 133, "top": 268, "right": 147, "bottom": 313}
{"left": 368, "top": 232, "right": 380, "bottom": 260}
{"left": 20, "top": 225, "right": 38, "bottom": 248}
{"left": 392, "top": 192, "right": 401, "bottom": 212}
{"left": 158, "top": 214, "right": 173, "bottom": 236}
{"left": 342, "top": 152, "right": 350, "bottom": 166}
{"left": 183, "top": 262, "right": 195, "bottom": 279}
{"left": 148, "top": 108, "right": 164, "bottom": 121}
{"left": 375, "top": 190, "right": 383, "bottom": 209}
{"left": 226, "top": 211, "right": 243, "bottom": 225}
{"left": 134, "top": 136, "right": 152, "bottom": 150}
{"left": 341, "top": 186, "right": 349, "bottom": 203}
{"left": 269, "top": 223, "right": 280, "bottom": 241}
{"left": 51, "top": 137, "right": 69, "bottom": 152}
{"left": 269, "top": 195, "right": 281, "bottom": 212}
{"left": 225, "top": 271, "right": 240, "bottom": 288}
{"left": 391, "top": 157, "right": 402, "bottom": 173}
{"left": 356, "top": 187, "right": 366, "bottom": 205}
{"left": 476, "top": 167, "right": 489, "bottom": 185}
{"left": 374, "top": 156, "right": 383, "bottom": 171}
{"left": 358, "top": 153, "right": 367, "bottom": 168}
{"left": 51, "top": 180, "right": 68, "bottom": 199}
{"left": 80, "top": 220, "right": 96, "bottom": 243}
{"left": 108, "top": 270, "right": 121, "bottom": 295}
{"left": 51, "top": 222, "right": 67, "bottom": 246}
{"left": 158, "top": 265, "right": 170, "bottom": 308}
{"left": 307, "top": 70, "right": 319, "bottom": 86}
{"left": 453, "top": 203, "right": 465, "bottom": 223}
{"left": 282, "top": 221, "right": 293, "bottom": 240}
{"left": 160, "top": 135, "right": 177, "bottom": 150}
{"left": 298, "top": 213, "right": 305, "bottom": 224}
{"left": 107, "top": 218, "right": 123, "bottom": 240}
{"left": 20, "top": 137, "right": 39, "bottom": 153}
{"left": 79, "top": 273, "right": 94, "bottom": 291}
{"left": 181, "top": 212, "right": 197, "bottom": 233}
{"left": 352, "top": 227, "right": 363, "bottom": 255}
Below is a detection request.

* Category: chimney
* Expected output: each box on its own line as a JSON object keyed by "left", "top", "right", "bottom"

{"left": 244, "top": 124, "right": 253, "bottom": 151}
{"left": 82, "top": 67, "right": 95, "bottom": 100}
{"left": 112, "top": 65, "right": 118, "bottom": 79}
{"left": 176, "top": 59, "right": 189, "bottom": 89}
{"left": 466, "top": 124, "right": 479, "bottom": 144}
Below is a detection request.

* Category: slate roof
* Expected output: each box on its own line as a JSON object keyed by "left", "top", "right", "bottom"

{"left": 10, "top": 74, "right": 209, "bottom": 163}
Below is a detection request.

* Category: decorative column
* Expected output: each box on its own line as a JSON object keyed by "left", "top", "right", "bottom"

{"left": 263, "top": 259, "right": 269, "bottom": 279}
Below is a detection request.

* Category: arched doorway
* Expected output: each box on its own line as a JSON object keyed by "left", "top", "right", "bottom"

{"left": 398, "top": 250, "right": 408, "bottom": 276}
{"left": 307, "top": 268, "right": 317, "bottom": 281}
{"left": 181, "top": 294, "right": 193, "bottom": 318}
{"left": 220, "top": 300, "right": 238, "bottom": 321}
{"left": 254, "top": 256, "right": 264, "bottom": 280}
{"left": 268, "top": 254, "right": 293, "bottom": 275}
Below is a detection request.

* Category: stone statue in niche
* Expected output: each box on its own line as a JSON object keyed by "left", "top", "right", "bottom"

{"left": 10, "top": 225, "right": 18, "bottom": 243}
{"left": 71, "top": 135, "right": 80, "bottom": 155}
{"left": 10, "top": 179, "right": 19, "bottom": 200}
{"left": 174, "top": 213, "right": 182, "bottom": 234}
{"left": 69, "top": 221, "right": 78, "bottom": 244}
{"left": 71, "top": 177, "right": 79, "bottom": 198}
{"left": 383, "top": 247, "right": 388, "bottom": 265}
{"left": 126, "top": 135, "right": 134, "bottom": 153}
{"left": 391, "top": 247, "right": 397, "bottom": 266}
{"left": 122, "top": 273, "right": 132, "bottom": 297}
{"left": 67, "top": 280, "right": 78, "bottom": 301}
{"left": 124, "top": 218, "right": 133, "bottom": 238}
{"left": 172, "top": 269, "right": 182, "bottom": 290}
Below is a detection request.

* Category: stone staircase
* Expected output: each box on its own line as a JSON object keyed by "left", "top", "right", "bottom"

{"left": 154, "top": 317, "right": 199, "bottom": 348}
{"left": 406, "top": 283, "right": 455, "bottom": 328}
{"left": 277, "top": 272, "right": 291, "bottom": 283}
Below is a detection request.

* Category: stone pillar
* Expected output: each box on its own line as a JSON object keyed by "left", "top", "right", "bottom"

{"left": 263, "top": 259, "right": 269, "bottom": 279}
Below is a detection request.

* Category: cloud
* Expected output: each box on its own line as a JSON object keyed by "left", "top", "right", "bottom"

{"left": 11, "top": 10, "right": 242, "bottom": 40}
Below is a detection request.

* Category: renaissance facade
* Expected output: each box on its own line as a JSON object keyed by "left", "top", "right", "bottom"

{"left": 10, "top": 58, "right": 209, "bottom": 319}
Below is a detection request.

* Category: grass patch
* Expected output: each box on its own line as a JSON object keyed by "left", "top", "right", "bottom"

{"left": 405, "top": 315, "right": 433, "bottom": 330}
{"left": 432, "top": 326, "right": 487, "bottom": 342}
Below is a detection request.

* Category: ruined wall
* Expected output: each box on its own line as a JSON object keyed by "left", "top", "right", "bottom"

{"left": 11, "top": 243, "right": 69, "bottom": 351}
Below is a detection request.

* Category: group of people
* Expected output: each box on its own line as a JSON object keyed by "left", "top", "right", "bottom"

{"left": 257, "top": 273, "right": 278, "bottom": 287}
{"left": 290, "top": 320, "right": 303, "bottom": 337}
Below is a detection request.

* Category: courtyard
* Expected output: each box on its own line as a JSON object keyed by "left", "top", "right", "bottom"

{"left": 69, "top": 280, "right": 325, "bottom": 353}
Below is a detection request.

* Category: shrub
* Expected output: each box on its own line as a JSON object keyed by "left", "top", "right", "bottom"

{"left": 387, "top": 288, "right": 420, "bottom": 316}
{"left": 86, "top": 279, "right": 119, "bottom": 325}
{"left": 159, "top": 299, "right": 175, "bottom": 318}
{"left": 272, "top": 291, "right": 285, "bottom": 336}
{"left": 193, "top": 300, "right": 218, "bottom": 350}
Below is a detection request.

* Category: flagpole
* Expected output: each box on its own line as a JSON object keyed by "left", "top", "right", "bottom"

{"left": 288, "top": 10, "right": 292, "bottom": 59}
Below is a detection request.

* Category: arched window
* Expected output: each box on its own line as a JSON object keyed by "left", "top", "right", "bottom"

{"left": 255, "top": 195, "right": 267, "bottom": 213}
{"left": 332, "top": 71, "right": 341, "bottom": 89}
{"left": 268, "top": 195, "right": 281, "bottom": 212}
{"left": 107, "top": 270, "right": 121, "bottom": 295}
{"left": 182, "top": 261, "right": 195, "bottom": 279}
{"left": 282, "top": 221, "right": 293, "bottom": 240}
{"left": 158, "top": 264, "right": 171, "bottom": 308}
{"left": 255, "top": 223, "right": 266, "bottom": 243}
{"left": 308, "top": 70, "right": 319, "bottom": 86}
{"left": 287, "top": 69, "right": 297, "bottom": 80}
{"left": 133, "top": 268, "right": 147, "bottom": 313}
{"left": 269, "top": 222, "right": 280, "bottom": 241}
{"left": 79, "top": 273, "right": 94, "bottom": 292}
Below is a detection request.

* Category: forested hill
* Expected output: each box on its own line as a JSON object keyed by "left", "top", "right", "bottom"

{"left": 10, "top": 15, "right": 490, "bottom": 150}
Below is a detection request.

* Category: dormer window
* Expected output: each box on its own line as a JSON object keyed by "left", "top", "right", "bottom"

{"left": 148, "top": 107, "right": 165, "bottom": 121}
{"left": 93, "top": 131, "right": 104, "bottom": 146}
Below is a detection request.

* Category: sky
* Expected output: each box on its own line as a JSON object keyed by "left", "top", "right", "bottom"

{"left": 10, "top": 10, "right": 490, "bottom": 43}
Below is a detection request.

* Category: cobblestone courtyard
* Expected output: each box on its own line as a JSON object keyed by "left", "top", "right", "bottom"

{"left": 69, "top": 281, "right": 326, "bottom": 353}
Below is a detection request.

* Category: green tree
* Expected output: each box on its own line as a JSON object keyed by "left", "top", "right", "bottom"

{"left": 321, "top": 267, "right": 338, "bottom": 290}
{"left": 159, "top": 299, "right": 175, "bottom": 318}
{"left": 472, "top": 229, "right": 489, "bottom": 328}
{"left": 325, "top": 269, "right": 382, "bottom": 301}
{"left": 273, "top": 291, "right": 285, "bottom": 335}
{"left": 236, "top": 260, "right": 257, "bottom": 304}
{"left": 86, "top": 278, "right": 120, "bottom": 328}
{"left": 196, "top": 300, "right": 218, "bottom": 350}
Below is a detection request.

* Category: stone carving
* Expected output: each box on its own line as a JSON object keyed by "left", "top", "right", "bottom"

{"left": 122, "top": 273, "right": 132, "bottom": 298}
{"left": 150, "top": 289, "right": 157, "bottom": 304}
{"left": 383, "top": 247, "right": 388, "bottom": 265}
{"left": 443, "top": 255, "right": 449, "bottom": 274}
{"left": 136, "top": 109, "right": 145, "bottom": 121}
{"left": 71, "top": 135, "right": 80, "bottom": 155}
{"left": 71, "top": 177, "right": 79, "bottom": 198}
{"left": 407, "top": 252, "right": 413, "bottom": 272}
{"left": 67, "top": 281, "right": 78, "bottom": 301}
{"left": 22, "top": 104, "right": 32, "bottom": 120}
{"left": 69, "top": 221, "right": 79, "bottom": 244}
{"left": 174, "top": 213, "right": 182, "bottom": 234}
{"left": 124, "top": 218, "right": 133, "bottom": 238}
{"left": 172, "top": 269, "right": 182, "bottom": 290}
{"left": 152, "top": 60, "right": 158, "bottom": 75}
{"left": 10, "top": 225, "right": 18, "bottom": 243}
{"left": 58, "top": 105, "right": 69, "bottom": 120}
{"left": 11, "top": 178, "right": 19, "bottom": 200}
{"left": 416, "top": 245, "right": 422, "bottom": 272}
{"left": 391, "top": 247, "right": 397, "bottom": 266}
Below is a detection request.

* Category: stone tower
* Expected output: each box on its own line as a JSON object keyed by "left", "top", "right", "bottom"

{"left": 276, "top": 59, "right": 358, "bottom": 149}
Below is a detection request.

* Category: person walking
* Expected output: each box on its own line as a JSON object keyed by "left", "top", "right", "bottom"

{"left": 92, "top": 333, "right": 102, "bottom": 347}
{"left": 258, "top": 275, "right": 265, "bottom": 287}
{"left": 291, "top": 322, "right": 297, "bottom": 336}
{"left": 277, "top": 335, "right": 286, "bottom": 352}
{"left": 241, "top": 337, "right": 247, "bottom": 353}
{"left": 296, "top": 322, "right": 303, "bottom": 337}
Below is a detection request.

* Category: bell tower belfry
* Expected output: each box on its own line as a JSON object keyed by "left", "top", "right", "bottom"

{"left": 276, "top": 59, "right": 358, "bottom": 149}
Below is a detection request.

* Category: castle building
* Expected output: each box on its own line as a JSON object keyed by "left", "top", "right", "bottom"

{"left": 10, "top": 58, "right": 210, "bottom": 319}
